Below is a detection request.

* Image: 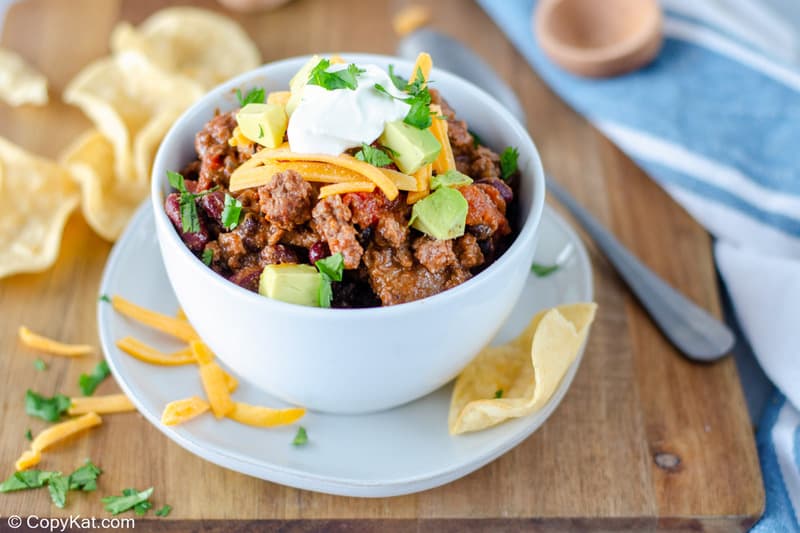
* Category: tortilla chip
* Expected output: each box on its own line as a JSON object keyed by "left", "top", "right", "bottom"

{"left": 63, "top": 52, "right": 204, "bottom": 183}
{"left": 60, "top": 130, "right": 147, "bottom": 241}
{"left": 449, "top": 303, "right": 597, "bottom": 435}
{"left": 0, "top": 47, "right": 48, "bottom": 106}
{"left": 0, "top": 137, "right": 79, "bottom": 279}
{"left": 110, "top": 7, "right": 261, "bottom": 89}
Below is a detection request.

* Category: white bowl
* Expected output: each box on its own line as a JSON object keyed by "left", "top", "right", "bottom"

{"left": 151, "top": 53, "right": 545, "bottom": 414}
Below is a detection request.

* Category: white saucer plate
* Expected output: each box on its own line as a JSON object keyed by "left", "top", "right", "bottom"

{"left": 98, "top": 203, "right": 593, "bottom": 497}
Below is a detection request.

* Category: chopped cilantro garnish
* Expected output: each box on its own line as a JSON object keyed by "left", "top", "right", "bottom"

{"left": 25, "top": 429, "right": 32, "bottom": 441}
{"left": 0, "top": 460, "right": 102, "bottom": 509}
{"left": 33, "top": 358, "right": 47, "bottom": 371}
{"left": 68, "top": 460, "right": 102, "bottom": 492}
{"left": 355, "top": 143, "right": 393, "bottom": 167}
{"left": 167, "top": 170, "right": 219, "bottom": 233}
{"left": 221, "top": 193, "right": 243, "bottom": 230}
{"left": 374, "top": 67, "right": 434, "bottom": 129}
{"left": 500, "top": 146, "right": 519, "bottom": 180}
{"left": 468, "top": 129, "right": 484, "bottom": 148}
{"left": 0, "top": 470, "right": 56, "bottom": 492}
{"left": 155, "top": 504, "right": 172, "bottom": 517}
{"left": 101, "top": 487, "right": 154, "bottom": 516}
{"left": 79, "top": 360, "right": 110, "bottom": 396}
{"left": 236, "top": 87, "right": 265, "bottom": 107}
{"left": 531, "top": 262, "right": 560, "bottom": 277}
{"left": 388, "top": 64, "right": 408, "bottom": 90}
{"left": 307, "top": 59, "right": 364, "bottom": 91}
{"left": 494, "top": 389, "right": 503, "bottom": 399}
{"left": 202, "top": 248, "right": 214, "bottom": 266}
{"left": 47, "top": 474, "right": 69, "bottom": 508}
{"left": 25, "top": 389, "right": 71, "bottom": 422}
{"left": 315, "top": 253, "right": 344, "bottom": 308}
{"left": 292, "top": 426, "right": 308, "bottom": 446}
{"left": 99, "top": 294, "right": 111, "bottom": 303}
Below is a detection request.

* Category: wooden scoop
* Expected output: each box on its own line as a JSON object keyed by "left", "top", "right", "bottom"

{"left": 534, "top": 0, "right": 663, "bottom": 77}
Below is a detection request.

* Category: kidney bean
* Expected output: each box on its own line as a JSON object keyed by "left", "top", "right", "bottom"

{"left": 477, "top": 177, "right": 514, "bottom": 204}
{"left": 164, "top": 193, "right": 209, "bottom": 253}
{"left": 228, "top": 265, "right": 261, "bottom": 292}
{"left": 199, "top": 190, "right": 226, "bottom": 223}
{"left": 308, "top": 241, "right": 330, "bottom": 265}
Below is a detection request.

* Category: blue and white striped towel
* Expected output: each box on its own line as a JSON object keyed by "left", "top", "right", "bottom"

{"left": 477, "top": 0, "right": 800, "bottom": 530}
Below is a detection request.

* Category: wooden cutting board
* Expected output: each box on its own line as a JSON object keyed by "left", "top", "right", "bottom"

{"left": 0, "top": 0, "right": 764, "bottom": 530}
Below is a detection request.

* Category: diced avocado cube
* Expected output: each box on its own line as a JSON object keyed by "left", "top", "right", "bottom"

{"left": 379, "top": 120, "right": 441, "bottom": 175}
{"left": 409, "top": 187, "right": 468, "bottom": 240}
{"left": 286, "top": 55, "right": 320, "bottom": 116}
{"left": 258, "top": 264, "right": 321, "bottom": 307}
{"left": 236, "top": 103, "right": 287, "bottom": 148}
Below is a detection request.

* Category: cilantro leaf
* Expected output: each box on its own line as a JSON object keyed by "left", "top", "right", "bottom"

{"left": 155, "top": 504, "right": 172, "bottom": 517}
{"left": 25, "top": 429, "right": 32, "bottom": 441}
{"left": 308, "top": 59, "right": 364, "bottom": 91}
{"left": 79, "top": 360, "right": 110, "bottom": 396}
{"left": 179, "top": 192, "right": 200, "bottom": 234}
{"left": 168, "top": 170, "right": 220, "bottom": 234}
{"left": 25, "top": 389, "right": 71, "bottom": 422}
{"left": 292, "top": 426, "right": 308, "bottom": 446}
{"left": 167, "top": 170, "right": 186, "bottom": 193}
{"left": 355, "top": 143, "right": 393, "bottom": 167}
{"left": 33, "top": 358, "right": 47, "bottom": 371}
{"left": 0, "top": 470, "right": 68, "bottom": 508}
{"left": 47, "top": 473, "right": 69, "bottom": 508}
{"left": 500, "top": 146, "right": 519, "bottom": 180}
{"left": 531, "top": 262, "right": 559, "bottom": 277}
{"left": 387, "top": 64, "right": 408, "bottom": 90}
{"left": 236, "top": 87, "right": 265, "bottom": 107}
{"left": 221, "top": 193, "right": 243, "bottom": 230}
{"left": 99, "top": 294, "right": 111, "bottom": 303}
{"left": 468, "top": 129, "right": 484, "bottom": 148}
{"left": 318, "top": 281, "right": 333, "bottom": 308}
{"left": 202, "top": 248, "right": 214, "bottom": 266}
{"left": 374, "top": 70, "right": 434, "bottom": 130}
{"left": 315, "top": 252, "right": 343, "bottom": 308}
{"left": 0, "top": 470, "right": 55, "bottom": 492}
{"left": 494, "top": 389, "right": 503, "bottom": 399}
{"left": 68, "top": 460, "right": 102, "bottom": 492}
{"left": 315, "top": 253, "right": 344, "bottom": 282}
{"left": 101, "top": 487, "right": 154, "bottom": 515}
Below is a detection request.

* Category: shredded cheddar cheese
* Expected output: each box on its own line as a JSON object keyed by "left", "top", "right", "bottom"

{"left": 18, "top": 326, "right": 93, "bottom": 357}
{"left": 410, "top": 52, "right": 432, "bottom": 84}
{"left": 319, "top": 181, "right": 376, "bottom": 198}
{"left": 111, "top": 295, "right": 198, "bottom": 342}
{"left": 199, "top": 362, "right": 235, "bottom": 418}
{"left": 116, "top": 337, "right": 196, "bottom": 366}
{"left": 69, "top": 394, "right": 135, "bottom": 415}
{"left": 15, "top": 449, "right": 41, "bottom": 471}
{"left": 251, "top": 149, "right": 399, "bottom": 200}
{"left": 31, "top": 412, "right": 102, "bottom": 453}
{"left": 227, "top": 402, "right": 306, "bottom": 428}
{"left": 161, "top": 396, "right": 210, "bottom": 426}
{"left": 429, "top": 104, "right": 456, "bottom": 173}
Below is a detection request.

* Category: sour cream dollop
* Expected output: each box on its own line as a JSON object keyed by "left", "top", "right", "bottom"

{"left": 287, "top": 63, "right": 411, "bottom": 155}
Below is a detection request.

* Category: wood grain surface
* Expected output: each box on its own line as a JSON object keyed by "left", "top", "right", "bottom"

{"left": 0, "top": 0, "right": 764, "bottom": 530}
